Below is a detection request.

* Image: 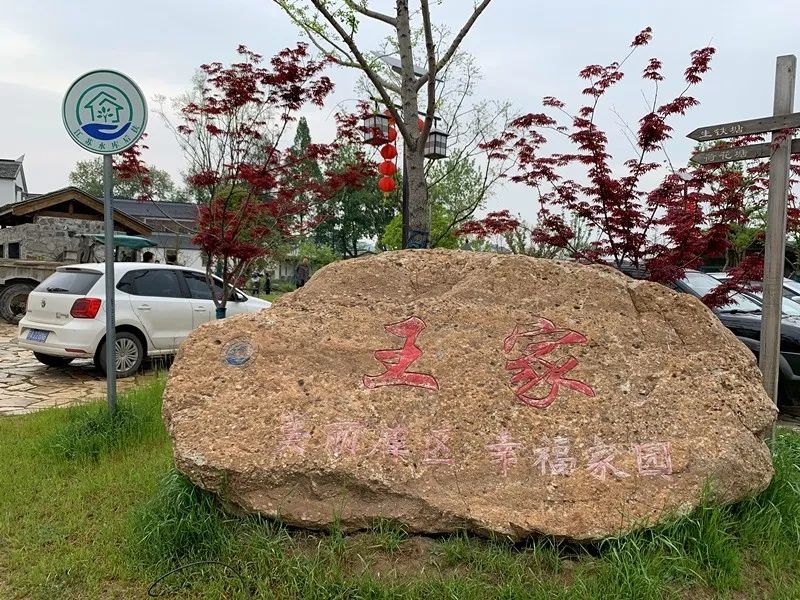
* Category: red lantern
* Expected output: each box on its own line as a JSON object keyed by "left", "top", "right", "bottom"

{"left": 379, "top": 161, "right": 397, "bottom": 176}
{"left": 384, "top": 109, "right": 396, "bottom": 126}
{"left": 378, "top": 176, "right": 397, "bottom": 193}
{"left": 380, "top": 144, "right": 398, "bottom": 160}
{"left": 387, "top": 126, "right": 397, "bottom": 142}
{"left": 418, "top": 118, "right": 424, "bottom": 131}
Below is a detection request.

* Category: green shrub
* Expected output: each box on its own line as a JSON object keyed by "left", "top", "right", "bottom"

{"left": 271, "top": 280, "right": 296, "bottom": 293}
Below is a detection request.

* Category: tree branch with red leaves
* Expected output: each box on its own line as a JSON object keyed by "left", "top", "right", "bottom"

{"left": 128, "top": 44, "right": 371, "bottom": 316}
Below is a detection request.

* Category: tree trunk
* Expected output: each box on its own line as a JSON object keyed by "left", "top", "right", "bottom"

{"left": 405, "top": 150, "right": 429, "bottom": 247}
{"left": 396, "top": 0, "right": 430, "bottom": 248}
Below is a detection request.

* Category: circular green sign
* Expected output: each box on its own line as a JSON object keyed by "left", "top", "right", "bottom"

{"left": 62, "top": 69, "right": 147, "bottom": 155}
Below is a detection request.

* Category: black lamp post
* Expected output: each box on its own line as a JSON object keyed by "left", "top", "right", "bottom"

{"left": 362, "top": 108, "right": 449, "bottom": 248}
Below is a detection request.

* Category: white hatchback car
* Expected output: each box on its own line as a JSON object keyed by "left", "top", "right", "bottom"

{"left": 17, "top": 263, "right": 271, "bottom": 377}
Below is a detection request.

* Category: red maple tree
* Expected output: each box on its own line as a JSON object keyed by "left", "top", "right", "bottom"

{"left": 466, "top": 28, "right": 800, "bottom": 307}
{"left": 120, "top": 44, "right": 372, "bottom": 316}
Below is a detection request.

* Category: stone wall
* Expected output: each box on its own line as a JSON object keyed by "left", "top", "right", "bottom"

{"left": 0, "top": 217, "right": 105, "bottom": 261}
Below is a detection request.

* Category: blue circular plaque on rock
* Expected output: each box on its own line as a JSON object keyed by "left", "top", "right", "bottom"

{"left": 224, "top": 339, "right": 254, "bottom": 367}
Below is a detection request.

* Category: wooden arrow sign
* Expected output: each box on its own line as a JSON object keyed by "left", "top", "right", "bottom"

{"left": 690, "top": 138, "right": 800, "bottom": 165}
{"left": 687, "top": 112, "right": 800, "bottom": 142}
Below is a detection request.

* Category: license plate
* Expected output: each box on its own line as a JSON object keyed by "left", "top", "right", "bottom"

{"left": 26, "top": 329, "right": 49, "bottom": 343}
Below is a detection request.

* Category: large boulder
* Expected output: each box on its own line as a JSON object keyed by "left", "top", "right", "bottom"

{"left": 163, "top": 250, "right": 776, "bottom": 540}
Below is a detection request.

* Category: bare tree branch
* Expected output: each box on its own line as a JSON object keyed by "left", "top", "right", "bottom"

{"left": 290, "top": 0, "right": 411, "bottom": 142}
{"left": 415, "top": 0, "right": 494, "bottom": 91}
{"left": 419, "top": 0, "right": 437, "bottom": 147}
{"left": 345, "top": 0, "right": 396, "bottom": 26}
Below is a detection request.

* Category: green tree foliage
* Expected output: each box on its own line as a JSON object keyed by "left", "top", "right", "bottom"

{"left": 298, "top": 240, "right": 339, "bottom": 268}
{"left": 289, "top": 117, "right": 323, "bottom": 229}
{"left": 427, "top": 157, "right": 490, "bottom": 247}
{"left": 379, "top": 157, "right": 488, "bottom": 251}
{"left": 68, "top": 157, "right": 189, "bottom": 201}
{"left": 314, "top": 146, "right": 396, "bottom": 258}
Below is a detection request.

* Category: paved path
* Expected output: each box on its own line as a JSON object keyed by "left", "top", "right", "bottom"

{"left": 0, "top": 322, "right": 150, "bottom": 416}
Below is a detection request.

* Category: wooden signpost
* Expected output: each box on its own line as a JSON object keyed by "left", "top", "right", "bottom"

{"left": 688, "top": 113, "right": 800, "bottom": 142}
{"left": 689, "top": 55, "right": 798, "bottom": 426}
{"left": 690, "top": 139, "right": 800, "bottom": 165}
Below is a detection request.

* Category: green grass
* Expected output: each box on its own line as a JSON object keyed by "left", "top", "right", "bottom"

{"left": 41, "top": 382, "right": 165, "bottom": 462}
{"left": 2, "top": 379, "right": 800, "bottom": 599}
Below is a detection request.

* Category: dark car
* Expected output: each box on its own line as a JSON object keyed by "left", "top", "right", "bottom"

{"left": 674, "top": 270, "right": 800, "bottom": 413}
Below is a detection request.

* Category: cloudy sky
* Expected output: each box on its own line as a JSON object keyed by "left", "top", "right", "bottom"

{"left": 1, "top": 0, "right": 797, "bottom": 222}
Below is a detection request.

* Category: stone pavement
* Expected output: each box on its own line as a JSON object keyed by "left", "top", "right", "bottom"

{"left": 0, "top": 322, "right": 151, "bottom": 416}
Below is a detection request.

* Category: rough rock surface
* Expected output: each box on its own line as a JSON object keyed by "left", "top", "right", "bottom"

{"left": 163, "top": 250, "right": 776, "bottom": 540}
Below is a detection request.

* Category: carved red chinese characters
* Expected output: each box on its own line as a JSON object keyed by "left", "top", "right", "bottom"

{"left": 503, "top": 317, "right": 595, "bottom": 408}
{"left": 363, "top": 316, "right": 439, "bottom": 391}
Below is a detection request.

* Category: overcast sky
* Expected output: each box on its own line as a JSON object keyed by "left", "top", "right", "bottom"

{"left": 1, "top": 0, "right": 797, "bottom": 222}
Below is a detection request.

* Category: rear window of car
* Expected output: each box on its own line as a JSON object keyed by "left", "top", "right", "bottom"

{"left": 118, "top": 269, "right": 184, "bottom": 298}
{"left": 34, "top": 270, "right": 101, "bottom": 295}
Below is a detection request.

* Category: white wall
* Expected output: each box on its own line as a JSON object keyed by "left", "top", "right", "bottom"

{"left": 0, "top": 166, "right": 28, "bottom": 207}
{"left": 0, "top": 179, "right": 14, "bottom": 208}
{"left": 149, "top": 247, "right": 203, "bottom": 269}
{"left": 15, "top": 169, "right": 25, "bottom": 203}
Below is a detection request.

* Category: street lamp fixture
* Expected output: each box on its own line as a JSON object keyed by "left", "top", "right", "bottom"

{"left": 362, "top": 112, "right": 390, "bottom": 145}
{"left": 424, "top": 127, "right": 449, "bottom": 160}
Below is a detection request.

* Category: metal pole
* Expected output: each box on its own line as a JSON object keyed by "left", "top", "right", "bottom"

{"left": 402, "top": 147, "right": 409, "bottom": 250}
{"left": 760, "top": 55, "right": 796, "bottom": 441}
{"left": 103, "top": 154, "right": 117, "bottom": 416}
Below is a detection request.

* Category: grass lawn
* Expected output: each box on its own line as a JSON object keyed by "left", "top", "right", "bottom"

{"left": 2, "top": 380, "right": 800, "bottom": 599}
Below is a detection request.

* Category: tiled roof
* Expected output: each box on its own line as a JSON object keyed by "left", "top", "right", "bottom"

{"left": 0, "top": 160, "right": 21, "bottom": 180}
{"left": 113, "top": 198, "right": 198, "bottom": 221}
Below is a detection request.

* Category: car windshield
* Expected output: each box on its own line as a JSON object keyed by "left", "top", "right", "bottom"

{"left": 749, "top": 290, "right": 800, "bottom": 316}
{"left": 681, "top": 272, "right": 762, "bottom": 313}
{"left": 784, "top": 279, "right": 800, "bottom": 297}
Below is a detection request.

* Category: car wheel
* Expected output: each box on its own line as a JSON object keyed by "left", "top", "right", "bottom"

{"left": 97, "top": 332, "right": 144, "bottom": 378}
{"left": 0, "top": 283, "right": 34, "bottom": 324}
{"left": 33, "top": 352, "right": 74, "bottom": 368}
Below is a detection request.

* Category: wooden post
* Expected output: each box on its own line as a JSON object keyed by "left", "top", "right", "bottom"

{"left": 760, "top": 55, "right": 796, "bottom": 436}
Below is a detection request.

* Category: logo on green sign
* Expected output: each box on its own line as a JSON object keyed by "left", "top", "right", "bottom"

{"left": 63, "top": 70, "right": 147, "bottom": 155}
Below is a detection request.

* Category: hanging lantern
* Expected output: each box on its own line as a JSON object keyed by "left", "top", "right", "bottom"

{"left": 380, "top": 143, "right": 398, "bottom": 160}
{"left": 383, "top": 109, "right": 396, "bottom": 126}
{"left": 424, "top": 127, "right": 449, "bottom": 160}
{"left": 387, "top": 126, "right": 397, "bottom": 142}
{"left": 378, "top": 176, "right": 397, "bottom": 194}
{"left": 362, "top": 112, "right": 390, "bottom": 145}
{"left": 417, "top": 117, "right": 425, "bottom": 131}
{"left": 379, "top": 161, "right": 397, "bottom": 176}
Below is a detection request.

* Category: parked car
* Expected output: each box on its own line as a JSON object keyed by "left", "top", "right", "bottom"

{"left": 675, "top": 270, "right": 800, "bottom": 412}
{"left": 707, "top": 272, "right": 800, "bottom": 307}
{"left": 17, "top": 263, "right": 271, "bottom": 377}
{"left": 782, "top": 279, "right": 800, "bottom": 303}
{"left": 707, "top": 272, "right": 800, "bottom": 320}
